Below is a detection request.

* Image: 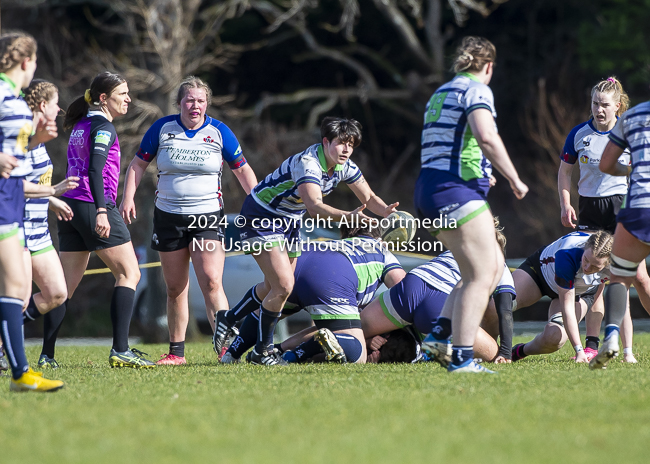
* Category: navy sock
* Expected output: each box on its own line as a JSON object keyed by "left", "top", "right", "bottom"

{"left": 225, "top": 285, "right": 262, "bottom": 325}
{"left": 256, "top": 305, "right": 281, "bottom": 353}
{"left": 170, "top": 341, "right": 184, "bottom": 357}
{"left": 22, "top": 296, "right": 42, "bottom": 324}
{"left": 335, "top": 334, "right": 363, "bottom": 362}
{"left": 228, "top": 313, "right": 259, "bottom": 359}
{"left": 41, "top": 301, "right": 66, "bottom": 358}
{"left": 291, "top": 338, "right": 323, "bottom": 362}
{"left": 110, "top": 287, "right": 135, "bottom": 352}
{"left": 431, "top": 317, "right": 452, "bottom": 341}
{"left": 586, "top": 336, "right": 600, "bottom": 351}
{"left": 604, "top": 324, "right": 620, "bottom": 339}
{"left": 451, "top": 345, "right": 473, "bottom": 366}
{"left": 0, "top": 297, "right": 29, "bottom": 379}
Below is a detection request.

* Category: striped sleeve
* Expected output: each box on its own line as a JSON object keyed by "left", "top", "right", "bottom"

{"left": 292, "top": 154, "right": 322, "bottom": 186}
{"left": 609, "top": 115, "right": 628, "bottom": 149}
{"left": 342, "top": 159, "right": 363, "bottom": 184}
{"left": 464, "top": 84, "right": 495, "bottom": 115}
{"left": 381, "top": 249, "right": 403, "bottom": 280}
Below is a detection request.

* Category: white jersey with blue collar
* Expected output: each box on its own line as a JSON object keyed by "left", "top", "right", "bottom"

{"left": 0, "top": 79, "right": 33, "bottom": 177}
{"left": 540, "top": 232, "right": 610, "bottom": 295}
{"left": 251, "top": 143, "right": 362, "bottom": 219}
{"left": 561, "top": 119, "right": 629, "bottom": 197}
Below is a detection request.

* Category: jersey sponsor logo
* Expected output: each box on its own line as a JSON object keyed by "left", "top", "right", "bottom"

{"left": 70, "top": 129, "right": 85, "bottom": 138}
{"left": 94, "top": 130, "right": 112, "bottom": 146}
{"left": 305, "top": 168, "right": 320, "bottom": 177}
{"left": 438, "top": 203, "right": 460, "bottom": 214}
{"left": 17, "top": 122, "right": 32, "bottom": 153}
{"left": 331, "top": 297, "right": 349, "bottom": 304}
{"left": 38, "top": 167, "right": 53, "bottom": 186}
{"left": 152, "top": 233, "right": 159, "bottom": 245}
{"left": 580, "top": 155, "right": 589, "bottom": 164}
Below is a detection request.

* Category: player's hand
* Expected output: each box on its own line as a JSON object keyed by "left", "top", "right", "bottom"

{"left": 31, "top": 115, "right": 58, "bottom": 147}
{"left": 509, "top": 178, "right": 529, "bottom": 200}
{"left": 368, "top": 335, "right": 388, "bottom": 352}
{"left": 574, "top": 350, "right": 589, "bottom": 363}
{"left": 346, "top": 204, "right": 369, "bottom": 221}
{"left": 383, "top": 202, "right": 399, "bottom": 217}
{"left": 52, "top": 176, "right": 79, "bottom": 196}
{"left": 0, "top": 152, "right": 18, "bottom": 178}
{"left": 95, "top": 211, "right": 111, "bottom": 238}
{"left": 367, "top": 350, "right": 381, "bottom": 363}
{"left": 489, "top": 175, "right": 497, "bottom": 188}
{"left": 493, "top": 355, "right": 511, "bottom": 364}
{"left": 49, "top": 197, "right": 73, "bottom": 221}
{"left": 119, "top": 199, "right": 137, "bottom": 224}
{"left": 560, "top": 205, "right": 577, "bottom": 229}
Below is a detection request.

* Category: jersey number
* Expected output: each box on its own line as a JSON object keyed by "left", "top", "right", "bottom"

{"left": 425, "top": 92, "right": 448, "bottom": 124}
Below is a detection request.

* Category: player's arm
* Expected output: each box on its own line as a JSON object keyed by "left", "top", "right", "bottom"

{"left": 232, "top": 163, "right": 258, "bottom": 194}
{"left": 493, "top": 292, "right": 514, "bottom": 361}
{"left": 600, "top": 141, "right": 629, "bottom": 177}
{"left": 298, "top": 182, "right": 367, "bottom": 222}
{"left": 467, "top": 108, "right": 528, "bottom": 200}
{"left": 383, "top": 268, "right": 406, "bottom": 289}
{"left": 557, "top": 286, "right": 586, "bottom": 361}
{"left": 23, "top": 177, "right": 79, "bottom": 198}
{"left": 558, "top": 161, "right": 576, "bottom": 228}
{"left": 348, "top": 176, "right": 398, "bottom": 218}
{"left": 0, "top": 152, "right": 18, "bottom": 178}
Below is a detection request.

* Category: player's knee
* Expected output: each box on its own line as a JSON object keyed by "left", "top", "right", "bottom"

{"left": 542, "top": 321, "right": 567, "bottom": 352}
{"left": 273, "top": 277, "right": 294, "bottom": 300}
{"left": 166, "top": 283, "right": 186, "bottom": 300}
{"left": 334, "top": 334, "right": 364, "bottom": 363}
{"left": 50, "top": 288, "right": 67, "bottom": 308}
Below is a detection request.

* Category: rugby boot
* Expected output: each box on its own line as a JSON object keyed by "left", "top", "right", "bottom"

{"left": 37, "top": 354, "right": 60, "bottom": 369}
{"left": 10, "top": 367, "right": 64, "bottom": 392}
{"left": 448, "top": 359, "right": 495, "bottom": 374}
{"left": 220, "top": 352, "right": 240, "bottom": 364}
{"left": 246, "top": 348, "right": 288, "bottom": 366}
{"left": 156, "top": 353, "right": 187, "bottom": 365}
{"left": 589, "top": 333, "right": 619, "bottom": 370}
{"left": 314, "top": 328, "right": 347, "bottom": 363}
{"left": 109, "top": 348, "right": 156, "bottom": 368}
{"left": 421, "top": 333, "right": 452, "bottom": 368}
{"left": 213, "top": 310, "right": 239, "bottom": 357}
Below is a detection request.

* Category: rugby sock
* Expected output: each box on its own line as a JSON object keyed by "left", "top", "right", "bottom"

{"left": 451, "top": 345, "right": 474, "bottom": 366}
{"left": 431, "top": 317, "right": 452, "bottom": 341}
{"left": 335, "top": 334, "right": 363, "bottom": 363}
{"left": 256, "top": 305, "right": 281, "bottom": 354}
{"left": 41, "top": 301, "right": 67, "bottom": 358}
{"left": 585, "top": 336, "right": 600, "bottom": 351}
{"left": 0, "top": 297, "right": 29, "bottom": 379}
{"left": 170, "top": 341, "right": 185, "bottom": 357}
{"left": 225, "top": 285, "right": 262, "bottom": 325}
{"left": 286, "top": 339, "right": 322, "bottom": 363}
{"left": 22, "top": 296, "right": 42, "bottom": 324}
{"left": 604, "top": 282, "right": 627, "bottom": 338}
{"left": 227, "top": 312, "right": 259, "bottom": 359}
{"left": 110, "top": 286, "right": 135, "bottom": 352}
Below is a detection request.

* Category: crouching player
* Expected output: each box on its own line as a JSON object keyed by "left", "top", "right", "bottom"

{"left": 364, "top": 222, "right": 515, "bottom": 368}
{"left": 510, "top": 231, "right": 612, "bottom": 363}
{"left": 221, "top": 224, "right": 406, "bottom": 364}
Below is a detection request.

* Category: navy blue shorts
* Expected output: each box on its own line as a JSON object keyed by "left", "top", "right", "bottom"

{"left": 617, "top": 206, "right": 650, "bottom": 244}
{"left": 0, "top": 177, "right": 25, "bottom": 239}
{"left": 379, "top": 273, "right": 447, "bottom": 335}
{"left": 239, "top": 194, "right": 302, "bottom": 257}
{"left": 414, "top": 169, "right": 490, "bottom": 234}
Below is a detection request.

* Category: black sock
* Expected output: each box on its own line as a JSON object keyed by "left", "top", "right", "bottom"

{"left": 431, "top": 317, "right": 452, "bottom": 341}
{"left": 22, "top": 296, "right": 42, "bottom": 324}
{"left": 0, "top": 297, "right": 29, "bottom": 379}
{"left": 585, "top": 336, "right": 600, "bottom": 351}
{"left": 228, "top": 313, "right": 259, "bottom": 359}
{"left": 41, "top": 301, "right": 67, "bottom": 358}
{"left": 256, "top": 305, "right": 281, "bottom": 354}
{"left": 110, "top": 286, "right": 135, "bottom": 352}
{"left": 291, "top": 339, "right": 323, "bottom": 362}
{"left": 225, "top": 285, "right": 262, "bottom": 325}
{"left": 451, "top": 345, "right": 473, "bottom": 366}
{"left": 169, "top": 341, "right": 184, "bottom": 357}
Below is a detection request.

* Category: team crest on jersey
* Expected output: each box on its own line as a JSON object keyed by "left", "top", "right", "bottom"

{"left": 583, "top": 138, "right": 590, "bottom": 147}
{"left": 94, "top": 130, "right": 112, "bottom": 146}
{"left": 580, "top": 155, "right": 589, "bottom": 164}
{"left": 204, "top": 136, "right": 215, "bottom": 144}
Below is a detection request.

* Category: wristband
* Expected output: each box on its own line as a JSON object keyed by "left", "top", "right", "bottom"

{"left": 574, "top": 344, "right": 584, "bottom": 353}
{"left": 96, "top": 211, "right": 108, "bottom": 216}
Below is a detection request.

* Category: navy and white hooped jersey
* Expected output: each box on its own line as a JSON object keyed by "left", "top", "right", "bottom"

{"left": 540, "top": 232, "right": 610, "bottom": 295}
{"left": 320, "top": 237, "right": 402, "bottom": 307}
{"left": 0, "top": 79, "right": 33, "bottom": 177}
{"left": 420, "top": 73, "right": 495, "bottom": 181}
{"left": 410, "top": 250, "right": 515, "bottom": 298}
{"left": 24, "top": 144, "right": 53, "bottom": 252}
{"left": 561, "top": 120, "right": 629, "bottom": 197}
{"left": 609, "top": 102, "right": 650, "bottom": 209}
{"left": 136, "top": 115, "right": 246, "bottom": 215}
{"left": 251, "top": 143, "right": 362, "bottom": 219}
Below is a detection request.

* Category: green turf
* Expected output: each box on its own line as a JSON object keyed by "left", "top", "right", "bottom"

{"left": 2, "top": 335, "right": 650, "bottom": 464}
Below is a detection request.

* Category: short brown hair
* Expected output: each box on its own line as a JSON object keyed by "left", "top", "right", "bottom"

{"left": 24, "top": 79, "right": 58, "bottom": 113}
{"left": 176, "top": 76, "right": 212, "bottom": 106}
{"left": 0, "top": 31, "right": 37, "bottom": 73}
{"left": 320, "top": 117, "right": 362, "bottom": 148}
{"left": 451, "top": 36, "right": 496, "bottom": 74}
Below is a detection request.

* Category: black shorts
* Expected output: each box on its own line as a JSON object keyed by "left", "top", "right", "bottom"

{"left": 519, "top": 247, "right": 595, "bottom": 305}
{"left": 58, "top": 198, "right": 131, "bottom": 252}
{"left": 578, "top": 194, "right": 624, "bottom": 233}
{"left": 152, "top": 207, "right": 224, "bottom": 252}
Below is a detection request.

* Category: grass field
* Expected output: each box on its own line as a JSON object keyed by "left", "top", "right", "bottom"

{"left": 2, "top": 335, "right": 650, "bottom": 464}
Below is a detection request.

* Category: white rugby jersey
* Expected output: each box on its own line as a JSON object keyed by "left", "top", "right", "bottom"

{"left": 24, "top": 144, "right": 53, "bottom": 252}
{"left": 561, "top": 120, "right": 629, "bottom": 197}
{"left": 609, "top": 102, "right": 650, "bottom": 209}
{"left": 137, "top": 115, "right": 246, "bottom": 214}
{"left": 420, "top": 73, "right": 495, "bottom": 181}
{"left": 411, "top": 250, "right": 515, "bottom": 297}
{"left": 539, "top": 232, "right": 610, "bottom": 295}
{"left": 251, "top": 143, "right": 362, "bottom": 219}
{"left": 0, "top": 78, "right": 33, "bottom": 177}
